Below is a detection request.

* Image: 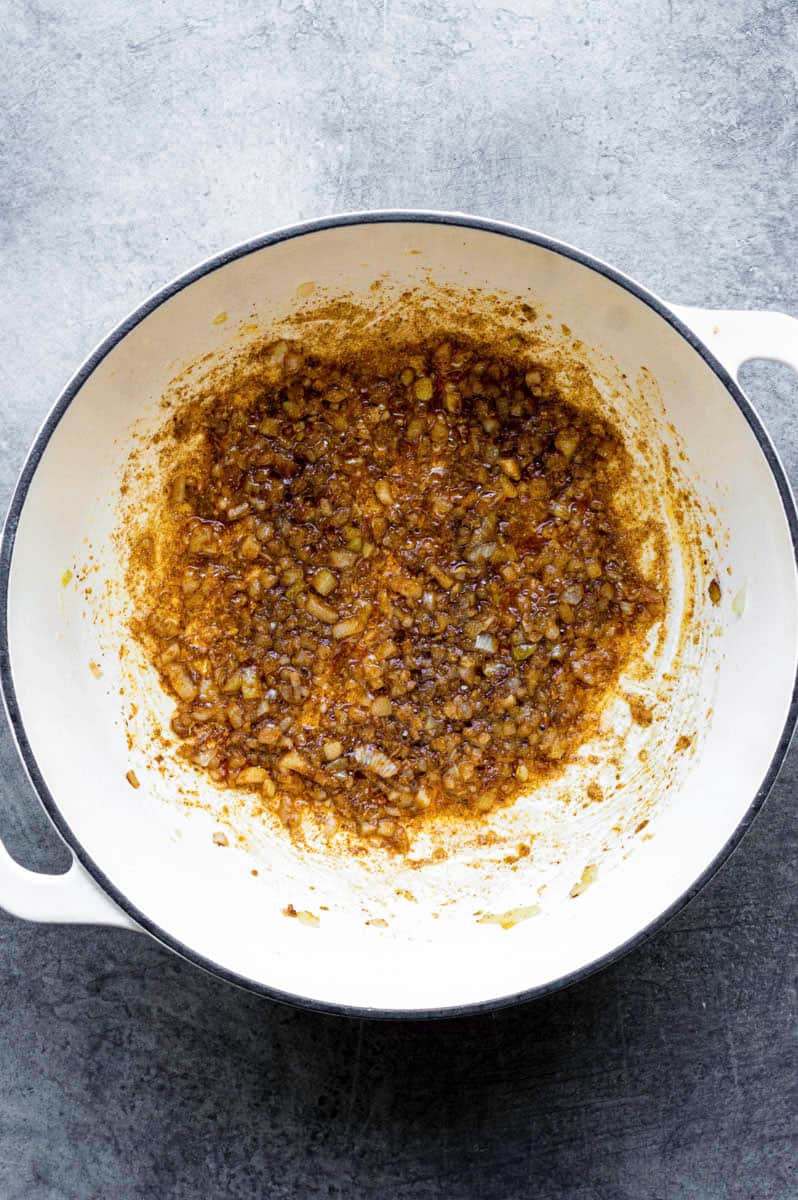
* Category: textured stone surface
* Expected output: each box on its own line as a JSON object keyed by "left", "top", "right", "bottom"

{"left": 1, "top": 2, "right": 796, "bottom": 1196}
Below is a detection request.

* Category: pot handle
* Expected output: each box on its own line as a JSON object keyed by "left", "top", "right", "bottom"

{"left": 0, "top": 840, "right": 138, "bottom": 929}
{"left": 669, "top": 306, "right": 798, "bottom": 376}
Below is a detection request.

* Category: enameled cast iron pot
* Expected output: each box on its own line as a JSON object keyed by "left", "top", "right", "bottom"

{"left": 2, "top": 212, "right": 797, "bottom": 1017}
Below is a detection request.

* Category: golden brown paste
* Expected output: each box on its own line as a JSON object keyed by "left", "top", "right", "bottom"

{"left": 131, "top": 335, "right": 662, "bottom": 850}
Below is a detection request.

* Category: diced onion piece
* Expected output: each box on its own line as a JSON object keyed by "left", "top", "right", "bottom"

{"left": 388, "top": 576, "right": 423, "bottom": 601}
{"left": 570, "top": 863, "right": 598, "bottom": 898}
{"left": 333, "top": 615, "right": 362, "bottom": 639}
{"left": 442, "top": 383, "right": 461, "bottom": 414}
{"left": 187, "top": 525, "right": 220, "bottom": 556}
{"left": 240, "top": 665, "right": 259, "bottom": 699}
{"left": 428, "top": 563, "right": 453, "bottom": 589}
{"left": 222, "top": 670, "right": 242, "bottom": 694}
{"left": 170, "top": 474, "right": 187, "bottom": 505}
{"left": 478, "top": 905, "right": 540, "bottom": 929}
{"left": 237, "top": 766, "right": 268, "bottom": 785}
{"left": 239, "top": 534, "right": 260, "bottom": 559}
{"left": 165, "top": 662, "right": 197, "bottom": 702}
{"left": 555, "top": 429, "right": 579, "bottom": 459}
{"left": 279, "top": 750, "right": 313, "bottom": 776}
{"left": 312, "top": 568, "right": 338, "bottom": 596}
{"left": 430, "top": 416, "right": 448, "bottom": 444}
{"left": 499, "top": 457, "right": 521, "bottom": 481}
{"left": 374, "top": 479, "right": 393, "bottom": 506}
{"left": 306, "top": 594, "right": 339, "bottom": 624}
{"left": 466, "top": 542, "right": 496, "bottom": 563}
{"left": 352, "top": 744, "right": 398, "bottom": 778}
{"left": 329, "top": 549, "right": 356, "bottom": 569}
{"left": 415, "top": 785, "right": 432, "bottom": 809}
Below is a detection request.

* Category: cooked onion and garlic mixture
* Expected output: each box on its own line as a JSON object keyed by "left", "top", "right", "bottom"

{"left": 131, "top": 336, "right": 662, "bottom": 851}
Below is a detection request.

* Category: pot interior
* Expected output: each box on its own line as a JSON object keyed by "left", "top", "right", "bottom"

{"left": 6, "top": 219, "right": 797, "bottom": 1012}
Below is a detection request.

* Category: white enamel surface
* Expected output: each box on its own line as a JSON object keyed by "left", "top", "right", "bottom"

{"left": 3, "top": 219, "right": 797, "bottom": 1011}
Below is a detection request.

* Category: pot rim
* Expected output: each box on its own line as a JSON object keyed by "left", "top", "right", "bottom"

{"left": 2, "top": 208, "right": 797, "bottom": 1020}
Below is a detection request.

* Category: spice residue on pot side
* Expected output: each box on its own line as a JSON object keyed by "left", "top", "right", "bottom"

{"left": 121, "top": 292, "right": 667, "bottom": 857}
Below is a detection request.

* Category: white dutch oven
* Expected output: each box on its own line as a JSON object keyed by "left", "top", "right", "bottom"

{"left": 1, "top": 212, "right": 797, "bottom": 1017}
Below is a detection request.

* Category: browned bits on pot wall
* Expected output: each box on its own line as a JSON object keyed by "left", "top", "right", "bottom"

{"left": 128, "top": 332, "right": 663, "bottom": 851}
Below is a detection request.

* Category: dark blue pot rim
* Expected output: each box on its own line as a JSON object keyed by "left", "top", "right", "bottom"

{"left": 2, "top": 210, "right": 796, "bottom": 1020}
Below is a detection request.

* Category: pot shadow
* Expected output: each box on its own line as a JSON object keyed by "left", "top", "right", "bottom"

{"left": 3, "top": 753, "right": 794, "bottom": 1199}
{"left": 84, "top": 938, "right": 646, "bottom": 1197}
{"left": 61, "top": 854, "right": 776, "bottom": 1200}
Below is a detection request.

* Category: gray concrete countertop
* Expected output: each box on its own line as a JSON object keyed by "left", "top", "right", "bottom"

{"left": 1, "top": 3, "right": 796, "bottom": 1197}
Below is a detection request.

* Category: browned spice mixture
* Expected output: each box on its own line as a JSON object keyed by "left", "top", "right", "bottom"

{"left": 130, "top": 335, "right": 662, "bottom": 851}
